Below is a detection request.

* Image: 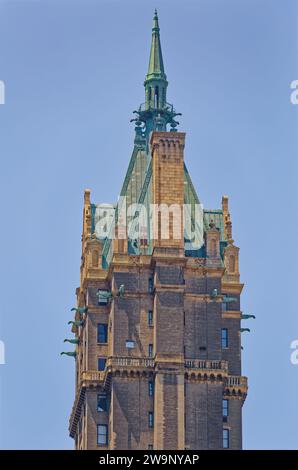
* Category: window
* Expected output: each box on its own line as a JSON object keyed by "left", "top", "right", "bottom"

{"left": 98, "top": 358, "right": 106, "bottom": 371}
{"left": 97, "top": 394, "right": 107, "bottom": 412}
{"left": 97, "top": 424, "right": 108, "bottom": 446}
{"left": 148, "top": 344, "right": 153, "bottom": 358}
{"left": 223, "top": 429, "right": 229, "bottom": 449}
{"left": 221, "top": 328, "right": 228, "bottom": 348}
{"left": 148, "top": 310, "right": 153, "bottom": 326}
{"left": 148, "top": 412, "right": 154, "bottom": 428}
{"left": 222, "top": 399, "right": 229, "bottom": 418}
{"left": 148, "top": 277, "right": 154, "bottom": 293}
{"left": 97, "top": 324, "right": 108, "bottom": 343}
{"left": 148, "top": 444, "right": 153, "bottom": 450}
{"left": 149, "top": 381, "right": 154, "bottom": 397}
{"left": 125, "top": 340, "right": 135, "bottom": 349}
{"left": 98, "top": 291, "right": 109, "bottom": 306}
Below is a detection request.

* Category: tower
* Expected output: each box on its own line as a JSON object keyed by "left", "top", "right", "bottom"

{"left": 66, "top": 11, "right": 248, "bottom": 450}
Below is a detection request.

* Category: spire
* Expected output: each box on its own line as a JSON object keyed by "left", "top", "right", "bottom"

{"left": 131, "top": 11, "right": 181, "bottom": 141}
{"left": 144, "top": 10, "right": 168, "bottom": 111}
{"left": 146, "top": 9, "right": 166, "bottom": 81}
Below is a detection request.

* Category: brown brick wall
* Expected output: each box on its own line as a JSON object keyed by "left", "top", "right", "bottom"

{"left": 226, "top": 398, "right": 242, "bottom": 449}
{"left": 151, "top": 132, "right": 185, "bottom": 249}
{"left": 185, "top": 381, "right": 223, "bottom": 449}
{"left": 221, "top": 317, "right": 241, "bottom": 375}
{"left": 154, "top": 373, "right": 185, "bottom": 450}
{"left": 110, "top": 270, "right": 153, "bottom": 357}
{"left": 110, "top": 377, "right": 153, "bottom": 449}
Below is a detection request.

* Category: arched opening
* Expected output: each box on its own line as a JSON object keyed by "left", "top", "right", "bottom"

{"left": 229, "top": 254, "right": 235, "bottom": 273}
{"left": 154, "top": 86, "right": 159, "bottom": 108}
{"left": 162, "top": 87, "right": 166, "bottom": 106}
{"left": 210, "top": 238, "right": 217, "bottom": 257}
{"left": 92, "top": 249, "right": 99, "bottom": 268}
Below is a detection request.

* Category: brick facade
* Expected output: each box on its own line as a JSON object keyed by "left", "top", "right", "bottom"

{"left": 68, "top": 130, "right": 247, "bottom": 450}
{"left": 67, "top": 12, "right": 247, "bottom": 451}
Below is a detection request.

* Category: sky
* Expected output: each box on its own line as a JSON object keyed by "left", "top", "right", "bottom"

{"left": 0, "top": 0, "right": 297, "bottom": 450}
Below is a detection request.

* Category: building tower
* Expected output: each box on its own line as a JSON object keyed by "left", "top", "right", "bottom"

{"left": 67, "top": 11, "right": 248, "bottom": 450}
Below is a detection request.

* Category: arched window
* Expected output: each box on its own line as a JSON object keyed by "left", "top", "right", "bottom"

{"left": 162, "top": 87, "right": 166, "bottom": 106}
{"left": 229, "top": 255, "right": 235, "bottom": 273}
{"left": 155, "top": 86, "right": 159, "bottom": 108}
{"left": 92, "top": 249, "right": 99, "bottom": 268}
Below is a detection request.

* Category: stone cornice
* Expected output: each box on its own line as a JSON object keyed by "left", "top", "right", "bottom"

{"left": 221, "top": 282, "right": 244, "bottom": 294}
{"left": 222, "top": 310, "right": 242, "bottom": 319}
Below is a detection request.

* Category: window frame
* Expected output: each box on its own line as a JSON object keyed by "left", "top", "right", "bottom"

{"left": 97, "top": 323, "right": 108, "bottom": 344}
{"left": 148, "top": 411, "right": 154, "bottom": 428}
{"left": 148, "top": 381, "right": 154, "bottom": 397}
{"left": 222, "top": 398, "right": 229, "bottom": 417}
{"left": 148, "top": 310, "right": 153, "bottom": 327}
{"left": 97, "top": 393, "right": 107, "bottom": 412}
{"left": 148, "top": 277, "right": 154, "bottom": 293}
{"left": 221, "top": 328, "right": 229, "bottom": 349}
{"left": 223, "top": 428, "right": 230, "bottom": 449}
{"left": 97, "top": 291, "right": 109, "bottom": 306}
{"left": 97, "top": 357, "right": 106, "bottom": 372}
{"left": 97, "top": 424, "right": 108, "bottom": 446}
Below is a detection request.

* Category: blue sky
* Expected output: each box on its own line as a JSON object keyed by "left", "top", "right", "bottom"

{"left": 0, "top": 0, "right": 297, "bottom": 449}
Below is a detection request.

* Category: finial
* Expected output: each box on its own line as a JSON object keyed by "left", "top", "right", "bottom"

{"left": 209, "top": 219, "right": 216, "bottom": 229}
{"left": 152, "top": 9, "right": 159, "bottom": 31}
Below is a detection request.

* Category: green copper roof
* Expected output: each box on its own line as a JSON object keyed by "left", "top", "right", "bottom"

{"left": 145, "top": 10, "right": 167, "bottom": 82}
{"left": 93, "top": 12, "right": 228, "bottom": 268}
{"left": 204, "top": 210, "right": 225, "bottom": 241}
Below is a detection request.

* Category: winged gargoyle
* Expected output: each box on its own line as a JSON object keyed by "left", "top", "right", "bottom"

{"left": 71, "top": 306, "right": 88, "bottom": 314}
{"left": 96, "top": 290, "right": 113, "bottom": 300}
{"left": 68, "top": 320, "right": 84, "bottom": 327}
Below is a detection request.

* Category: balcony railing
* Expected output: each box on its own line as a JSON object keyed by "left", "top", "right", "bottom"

{"left": 80, "top": 360, "right": 238, "bottom": 384}
{"left": 81, "top": 371, "right": 104, "bottom": 382}
{"left": 138, "top": 102, "right": 175, "bottom": 113}
{"left": 226, "top": 376, "right": 248, "bottom": 387}
{"left": 107, "top": 356, "right": 154, "bottom": 369}
{"left": 184, "top": 359, "right": 228, "bottom": 372}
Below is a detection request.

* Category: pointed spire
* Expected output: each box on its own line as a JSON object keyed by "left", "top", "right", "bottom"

{"left": 132, "top": 11, "right": 180, "bottom": 137}
{"left": 146, "top": 9, "right": 166, "bottom": 81}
